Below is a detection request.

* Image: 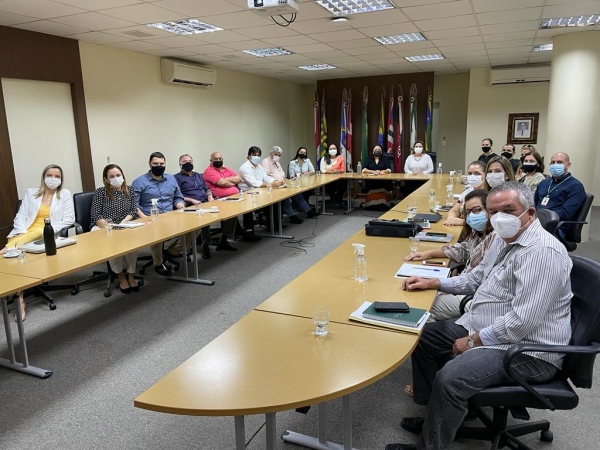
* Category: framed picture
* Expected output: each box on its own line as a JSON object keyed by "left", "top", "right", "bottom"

{"left": 507, "top": 113, "right": 539, "bottom": 144}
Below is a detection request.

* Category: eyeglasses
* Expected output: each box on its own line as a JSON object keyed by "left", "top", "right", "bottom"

{"left": 465, "top": 206, "right": 484, "bottom": 214}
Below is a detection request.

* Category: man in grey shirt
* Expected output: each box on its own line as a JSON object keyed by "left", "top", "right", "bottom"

{"left": 386, "top": 181, "right": 573, "bottom": 450}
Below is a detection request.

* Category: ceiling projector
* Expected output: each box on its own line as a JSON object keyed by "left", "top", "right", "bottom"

{"left": 248, "top": 0, "right": 299, "bottom": 16}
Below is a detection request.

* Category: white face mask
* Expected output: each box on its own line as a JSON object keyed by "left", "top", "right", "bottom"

{"left": 45, "top": 177, "right": 61, "bottom": 190}
{"left": 414, "top": 147, "right": 423, "bottom": 154}
{"left": 272, "top": 155, "right": 280, "bottom": 163}
{"left": 490, "top": 210, "right": 528, "bottom": 239}
{"left": 109, "top": 176, "right": 124, "bottom": 188}
{"left": 329, "top": 149, "right": 337, "bottom": 156}
{"left": 466, "top": 174, "right": 482, "bottom": 187}
{"left": 486, "top": 172, "right": 505, "bottom": 188}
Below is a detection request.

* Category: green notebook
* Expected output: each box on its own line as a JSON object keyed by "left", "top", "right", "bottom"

{"left": 362, "top": 303, "right": 428, "bottom": 327}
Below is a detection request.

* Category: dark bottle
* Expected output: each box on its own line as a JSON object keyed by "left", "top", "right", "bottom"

{"left": 43, "top": 218, "right": 57, "bottom": 256}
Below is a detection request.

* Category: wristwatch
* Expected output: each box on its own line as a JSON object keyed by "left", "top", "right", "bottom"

{"left": 467, "top": 336, "right": 476, "bottom": 349}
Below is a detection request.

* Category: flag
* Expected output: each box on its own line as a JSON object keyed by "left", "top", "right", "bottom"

{"left": 409, "top": 83, "right": 417, "bottom": 149}
{"left": 425, "top": 86, "right": 433, "bottom": 152}
{"left": 340, "top": 88, "right": 348, "bottom": 165}
{"left": 395, "top": 85, "right": 403, "bottom": 173}
{"left": 361, "top": 86, "right": 368, "bottom": 164}
{"left": 313, "top": 90, "right": 320, "bottom": 161}
{"left": 320, "top": 90, "right": 327, "bottom": 157}
{"left": 387, "top": 85, "right": 394, "bottom": 154}
{"left": 347, "top": 88, "right": 353, "bottom": 167}
{"left": 378, "top": 87, "right": 385, "bottom": 147}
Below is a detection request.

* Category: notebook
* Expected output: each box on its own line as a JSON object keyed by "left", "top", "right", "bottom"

{"left": 415, "top": 231, "right": 453, "bottom": 243}
{"left": 112, "top": 222, "right": 145, "bottom": 229}
{"left": 394, "top": 263, "right": 451, "bottom": 280}
{"left": 349, "top": 301, "right": 430, "bottom": 334}
{"left": 413, "top": 213, "right": 441, "bottom": 223}
{"left": 21, "top": 237, "right": 77, "bottom": 254}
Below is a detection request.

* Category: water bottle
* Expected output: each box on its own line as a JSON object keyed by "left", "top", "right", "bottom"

{"left": 357, "top": 161, "right": 362, "bottom": 174}
{"left": 150, "top": 198, "right": 159, "bottom": 221}
{"left": 352, "top": 243, "right": 368, "bottom": 282}
{"left": 437, "top": 163, "right": 443, "bottom": 175}
{"left": 43, "top": 218, "right": 57, "bottom": 256}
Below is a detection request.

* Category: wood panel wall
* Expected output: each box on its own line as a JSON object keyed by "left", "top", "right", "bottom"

{"left": 0, "top": 25, "right": 93, "bottom": 244}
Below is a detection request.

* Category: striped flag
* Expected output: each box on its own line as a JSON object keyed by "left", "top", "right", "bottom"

{"left": 409, "top": 83, "right": 417, "bottom": 148}
{"left": 425, "top": 86, "right": 433, "bottom": 152}
{"left": 378, "top": 87, "right": 385, "bottom": 147}
{"left": 340, "top": 88, "right": 348, "bottom": 165}
{"left": 387, "top": 85, "right": 394, "bottom": 154}
{"left": 314, "top": 90, "right": 320, "bottom": 161}
{"left": 395, "top": 85, "right": 403, "bottom": 173}
{"left": 320, "top": 90, "right": 327, "bottom": 157}
{"left": 361, "top": 86, "right": 368, "bottom": 164}
{"left": 347, "top": 88, "right": 353, "bottom": 167}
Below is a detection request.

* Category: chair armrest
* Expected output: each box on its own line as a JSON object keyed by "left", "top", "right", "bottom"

{"left": 555, "top": 220, "right": 588, "bottom": 233}
{"left": 502, "top": 342, "right": 600, "bottom": 410}
{"left": 59, "top": 223, "right": 83, "bottom": 237}
{"left": 0, "top": 225, "right": 13, "bottom": 232}
{"left": 459, "top": 294, "right": 473, "bottom": 315}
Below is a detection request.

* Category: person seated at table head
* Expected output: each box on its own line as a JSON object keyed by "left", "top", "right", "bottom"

{"left": 501, "top": 143, "right": 520, "bottom": 174}
{"left": 361, "top": 145, "right": 393, "bottom": 210}
{"left": 483, "top": 155, "right": 515, "bottom": 191}
{"left": 131, "top": 152, "right": 185, "bottom": 277}
{"left": 2, "top": 164, "right": 75, "bottom": 320}
{"left": 404, "top": 141, "right": 433, "bottom": 174}
{"left": 320, "top": 144, "right": 346, "bottom": 207}
{"left": 90, "top": 164, "right": 140, "bottom": 294}
{"left": 387, "top": 181, "right": 572, "bottom": 450}
{"left": 518, "top": 151, "right": 545, "bottom": 193}
{"left": 478, "top": 137, "right": 497, "bottom": 165}
{"left": 288, "top": 146, "right": 315, "bottom": 178}
{"left": 443, "top": 160, "right": 486, "bottom": 227}
{"left": 534, "top": 152, "right": 586, "bottom": 226}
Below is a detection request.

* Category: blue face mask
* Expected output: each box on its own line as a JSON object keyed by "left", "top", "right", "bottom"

{"left": 466, "top": 211, "right": 488, "bottom": 232}
{"left": 251, "top": 156, "right": 261, "bottom": 165}
{"left": 549, "top": 164, "right": 565, "bottom": 177}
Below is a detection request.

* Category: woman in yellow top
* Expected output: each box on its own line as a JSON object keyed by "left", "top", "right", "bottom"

{"left": 1, "top": 165, "right": 75, "bottom": 320}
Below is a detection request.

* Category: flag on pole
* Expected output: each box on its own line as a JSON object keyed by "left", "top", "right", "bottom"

{"left": 340, "top": 88, "right": 348, "bottom": 167}
{"left": 347, "top": 88, "right": 353, "bottom": 168}
{"left": 378, "top": 87, "right": 385, "bottom": 147}
{"left": 320, "top": 90, "right": 328, "bottom": 157}
{"left": 409, "top": 83, "right": 417, "bottom": 149}
{"left": 361, "top": 86, "right": 368, "bottom": 164}
{"left": 387, "top": 85, "right": 394, "bottom": 154}
{"left": 313, "top": 90, "right": 320, "bottom": 162}
{"left": 395, "top": 85, "right": 403, "bottom": 173}
{"left": 425, "top": 86, "right": 433, "bottom": 152}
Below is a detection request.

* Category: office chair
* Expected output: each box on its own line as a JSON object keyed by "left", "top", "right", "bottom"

{"left": 552, "top": 193, "right": 594, "bottom": 252}
{"left": 535, "top": 209, "right": 560, "bottom": 235}
{"left": 60, "top": 192, "right": 143, "bottom": 297}
{"left": 455, "top": 255, "right": 600, "bottom": 450}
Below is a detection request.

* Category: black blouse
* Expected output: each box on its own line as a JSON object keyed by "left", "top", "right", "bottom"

{"left": 364, "top": 156, "right": 392, "bottom": 171}
{"left": 90, "top": 186, "right": 138, "bottom": 229}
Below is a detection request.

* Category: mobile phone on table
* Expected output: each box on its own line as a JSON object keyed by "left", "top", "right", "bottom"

{"left": 426, "top": 232, "right": 447, "bottom": 237}
{"left": 373, "top": 301, "right": 410, "bottom": 313}
{"left": 423, "top": 260, "right": 446, "bottom": 267}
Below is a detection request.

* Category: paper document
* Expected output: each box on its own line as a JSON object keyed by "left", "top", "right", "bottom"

{"left": 394, "top": 263, "right": 451, "bottom": 280}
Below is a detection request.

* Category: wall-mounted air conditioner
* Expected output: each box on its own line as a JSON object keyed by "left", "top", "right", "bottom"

{"left": 160, "top": 58, "right": 217, "bottom": 88}
{"left": 490, "top": 66, "right": 551, "bottom": 86}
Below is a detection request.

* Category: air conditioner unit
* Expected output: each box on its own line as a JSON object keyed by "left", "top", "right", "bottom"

{"left": 160, "top": 58, "right": 217, "bottom": 88}
{"left": 248, "top": 0, "right": 299, "bottom": 16}
{"left": 489, "top": 66, "right": 551, "bottom": 86}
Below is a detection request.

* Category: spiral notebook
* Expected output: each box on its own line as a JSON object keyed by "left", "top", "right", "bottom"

{"left": 349, "top": 301, "right": 430, "bottom": 333}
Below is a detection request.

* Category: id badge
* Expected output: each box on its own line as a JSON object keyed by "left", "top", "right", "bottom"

{"left": 541, "top": 196, "right": 550, "bottom": 206}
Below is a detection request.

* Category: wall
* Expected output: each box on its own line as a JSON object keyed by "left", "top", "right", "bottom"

{"left": 432, "top": 73, "right": 470, "bottom": 172}
{"left": 79, "top": 42, "right": 314, "bottom": 186}
{"left": 465, "top": 67, "right": 550, "bottom": 163}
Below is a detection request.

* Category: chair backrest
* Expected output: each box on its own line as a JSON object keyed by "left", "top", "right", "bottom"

{"left": 564, "top": 193, "right": 594, "bottom": 244}
{"left": 563, "top": 255, "right": 600, "bottom": 388}
{"left": 536, "top": 209, "right": 560, "bottom": 235}
{"left": 72, "top": 192, "right": 96, "bottom": 234}
{"left": 15, "top": 199, "right": 22, "bottom": 215}
{"left": 428, "top": 151, "right": 437, "bottom": 168}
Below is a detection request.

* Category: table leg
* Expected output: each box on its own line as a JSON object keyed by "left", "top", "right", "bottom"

{"left": 169, "top": 230, "right": 215, "bottom": 286}
{"left": 258, "top": 203, "right": 293, "bottom": 240}
{"left": 319, "top": 186, "right": 333, "bottom": 216}
{"left": 266, "top": 412, "right": 276, "bottom": 450}
{"left": 344, "top": 179, "right": 354, "bottom": 214}
{"left": 0, "top": 296, "right": 52, "bottom": 378}
{"left": 234, "top": 416, "right": 245, "bottom": 450}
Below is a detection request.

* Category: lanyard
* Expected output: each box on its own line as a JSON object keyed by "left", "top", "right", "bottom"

{"left": 547, "top": 173, "right": 571, "bottom": 196}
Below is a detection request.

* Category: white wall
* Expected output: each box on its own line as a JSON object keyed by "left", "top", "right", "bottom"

{"left": 79, "top": 42, "right": 314, "bottom": 187}
{"left": 465, "top": 67, "right": 550, "bottom": 163}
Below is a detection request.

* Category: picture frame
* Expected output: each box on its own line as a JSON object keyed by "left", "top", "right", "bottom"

{"left": 507, "top": 113, "right": 539, "bottom": 144}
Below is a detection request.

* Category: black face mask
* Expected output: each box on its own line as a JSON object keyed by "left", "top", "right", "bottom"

{"left": 212, "top": 160, "right": 223, "bottom": 169}
{"left": 182, "top": 162, "right": 194, "bottom": 172}
{"left": 373, "top": 151, "right": 382, "bottom": 157}
{"left": 298, "top": 154, "right": 306, "bottom": 159}
{"left": 501, "top": 152, "right": 513, "bottom": 159}
{"left": 521, "top": 163, "right": 537, "bottom": 173}
{"left": 482, "top": 147, "right": 491, "bottom": 152}
{"left": 151, "top": 166, "right": 166, "bottom": 176}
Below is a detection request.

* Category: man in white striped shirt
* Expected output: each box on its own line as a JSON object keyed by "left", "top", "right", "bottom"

{"left": 386, "top": 181, "right": 573, "bottom": 450}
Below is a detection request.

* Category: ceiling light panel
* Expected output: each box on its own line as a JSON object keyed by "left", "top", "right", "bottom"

{"left": 315, "top": 0, "right": 395, "bottom": 16}
{"left": 243, "top": 47, "right": 293, "bottom": 57}
{"left": 540, "top": 15, "right": 600, "bottom": 29}
{"left": 374, "top": 32, "right": 426, "bottom": 45}
{"left": 298, "top": 64, "right": 337, "bottom": 70}
{"left": 147, "top": 19, "right": 222, "bottom": 35}
{"left": 404, "top": 54, "right": 445, "bottom": 62}
{"left": 533, "top": 43, "right": 553, "bottom": 51}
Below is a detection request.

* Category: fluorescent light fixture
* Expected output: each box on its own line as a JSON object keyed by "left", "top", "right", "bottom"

{"left": 242, "top": 47, "right": 293, "bottom": 57}
{"left": 147, "top": 19, "right": 223, "bottom": 35}
{"left": 298, "top": 64, "right": 337, "bottom": 71}
{"left": 534, "top": 44, "right": 553, "bottom": 51}
{"left": 374, "top": 33, "right": 427, "bottom": 45}
{"left": 331, "top": 17, "right": 349, "bottom": 22}
{"left": 405, "top": 54, "right": 445, "bottom": 62}
{"left": 315, "top": 0, "right": 395, "bottom": 16}
{"left": 540, "top": 15, "right": 600, "bottom": 29}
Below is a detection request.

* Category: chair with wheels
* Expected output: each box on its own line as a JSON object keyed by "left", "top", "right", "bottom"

{"left": 552, "top": 193, "right": 594, "bottom": 252}
{"left": 535, "top": 209, "right": 560, "bottom": 235}
{"left": 455, "top": 255, "right": 600, "bottom": 450}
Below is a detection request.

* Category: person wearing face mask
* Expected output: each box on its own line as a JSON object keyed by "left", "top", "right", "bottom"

{"left": 534, "top": 152, "right": 586, "bottom": 225}
{"left": 404, "top": 141, "right": 433, "bottom": 174}
{"left": 483, "top": 156, "right": 515, "bottom": 191}
{"left": 388, "top": 181, "right": 572, "bottom": 450}
{"left": 443, "top": 161, "right": 486, "bottom": 226}
{"left": 90, "top": 164, "right": 141, "bottom": 294}
{"left": 132, "top": 152, "right": 186, "bottom": 277}
{"left": 320, "top": 144, "right": 346, "bottom": 207}
{"left": 517, "top": 151, "right": 545, "bottom": 192}
{"left": 288, "top": 146, "right": 316, "bottom": 204}
{"left": 477, "top": 138, "right": 497, "bottom": 165}
{"left": 501, "top": 143, "right": 520, "bottom": 174}
{"left": 2, "top": 164, "right": 75, "bottom": 320}
{"left": 361, "top": 145, "right": 393, "bottom": 209}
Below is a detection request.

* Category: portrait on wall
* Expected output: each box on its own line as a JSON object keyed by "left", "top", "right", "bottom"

{"left": 507, "top": 113, "right": 539, "bottom": 144}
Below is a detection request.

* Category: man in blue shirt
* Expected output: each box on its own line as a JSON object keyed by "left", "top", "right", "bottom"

{"left": 174, "top": 154, "right": 237, "bottom": 259}
{"left": 132, "top": 152, "right": 185, "bottom": 276}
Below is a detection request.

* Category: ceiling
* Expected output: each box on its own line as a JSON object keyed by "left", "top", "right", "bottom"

{"left": 0, "top": 0, "right": 598, "bottom": 84}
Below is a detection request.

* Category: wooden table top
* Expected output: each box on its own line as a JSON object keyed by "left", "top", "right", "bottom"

{"left": 0, "top": 272, "right": 43, "bottom": 297}
{"left": 134, "top": 310, "right": 417, "bottom": 416}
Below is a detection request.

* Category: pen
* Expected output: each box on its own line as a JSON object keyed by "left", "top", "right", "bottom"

{"left": 415, "top": 267, "right": 441, "bottom": 272}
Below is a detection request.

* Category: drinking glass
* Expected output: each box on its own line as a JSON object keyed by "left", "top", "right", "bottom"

{"left": 434, "top": 200, "right": 441, "bottom": 211}
{"left": 428, "top": 189, "right": 435, "bottom": 200}
{"left": 312, "top": 306, "right": 330, "bottom": 337}
{"left": 409, "top": 236, "right": 420, "bottom": 254}
{"left": 457, "top": 170, "right": 463, "bottom": 177}
{"left": 16, "top": 245, "right": 26, "bottom": 259}
{"left": 239, "top": 191, "right": 245, "bottom": 200}
{"left": 105, "top": 218, "right": 113, "bottom": 233}
{"left": 251, "top": 193, "right": 257, "bottom": 205}
{"left": 266, "top": 183, "right": 272, "bottom": 193}
{"left": 316, "top": 171, "right": 321, "bottom": 177}
{"left": 407, "top": 201, "right": 418, "bottom": 219}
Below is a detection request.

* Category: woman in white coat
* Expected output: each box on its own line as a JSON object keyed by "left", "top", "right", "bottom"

{"left": 2, "top": 164, "right": 75, "bottom": 319}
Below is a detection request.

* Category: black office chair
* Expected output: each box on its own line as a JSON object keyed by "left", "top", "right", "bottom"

{"left": 60, "top": 192, "right": 143, "bottom": 297}
{"left": 552, "top": 193, "right": 594, "bottom": 252}
{"left": 535, "top": 209, "right": 560, "bottom": 235}
{"left": 455, "top": 255, "right": 600, "bottom": 450}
